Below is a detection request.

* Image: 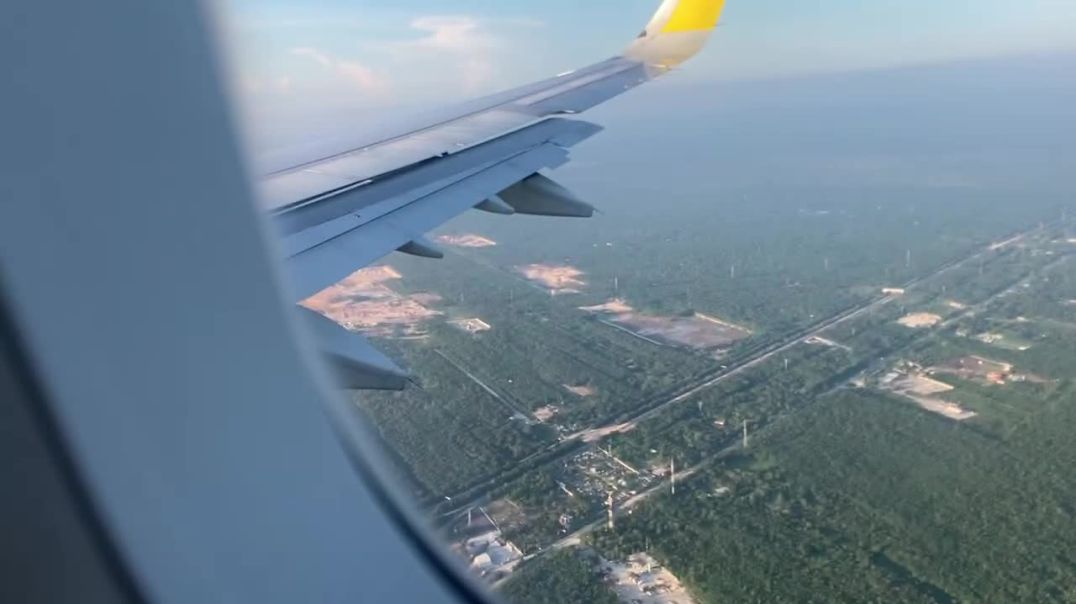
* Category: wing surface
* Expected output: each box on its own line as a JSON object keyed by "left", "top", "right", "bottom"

{"left": 267, "top": 0, "right": 726, "bottom": 388}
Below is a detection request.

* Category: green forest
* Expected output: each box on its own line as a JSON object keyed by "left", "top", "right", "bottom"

{"left": 336, "top": 175, "right": 1076, "bottom": 603}
{"left": 591, "top": 387, "right": 1076, "bottom": 603}
{"left": 500, "top": 549, "right": 618, "bottom": 604}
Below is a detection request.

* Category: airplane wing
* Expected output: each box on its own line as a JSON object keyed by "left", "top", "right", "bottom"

{"left": 270, "top": 0, "right": 726, "bottom": 390}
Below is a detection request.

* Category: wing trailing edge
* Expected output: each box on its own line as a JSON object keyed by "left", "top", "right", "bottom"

{"left": 268, "top": 1, "right": 725, "bottom": 389}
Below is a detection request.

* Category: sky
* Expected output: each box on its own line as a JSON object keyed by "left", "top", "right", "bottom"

{"left": 219, "top": 0, "right": 1076, "bottom": 156}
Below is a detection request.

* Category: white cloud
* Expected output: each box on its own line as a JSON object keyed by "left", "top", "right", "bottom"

{"left": 290, "top": 46, "right": 332, "bottom": 68}
{"left": 336, "top": 60, "right": 381, "bottom": 90}
{"left": 289, "top": 46, "right": 389, "bottom": 94}
{"left": 406, "top": 16, "right": 494, "bottom": 53}
{"left": 380, "top": 15, "right": 512, "bottom": 92}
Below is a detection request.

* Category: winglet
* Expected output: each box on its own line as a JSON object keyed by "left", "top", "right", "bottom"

{"left": 624, "top": 0, "right": 726, "bottom": 67}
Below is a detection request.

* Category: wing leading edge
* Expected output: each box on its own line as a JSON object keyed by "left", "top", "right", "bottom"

{"left": 269, "top": 0, "right": 725, "bottom": 389}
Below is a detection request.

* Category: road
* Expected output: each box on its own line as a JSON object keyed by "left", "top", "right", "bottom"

{"left": 508, "top": 227, "right": 1070, "bottom": 568}
{"left": 435, "top": 225, "right": 1045, "bottom": 516}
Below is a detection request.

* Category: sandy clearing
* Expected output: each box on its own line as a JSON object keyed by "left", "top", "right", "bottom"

{"left": 580, "top": 298, "right": 634, "bottom": 314}
{"left": 564, "top": 384, "right": 597, "bottom": 397}
{"left": 437, "top": 234, "right": 497, "bottom": 248}
{"left": 908, "top": 395, "right": 978, "bottom": 421}
{"left": 533, "top": 405, "right": 560, "bottom": 422}
{"left": 581, "top": 299, "right": 750, "bottom": 351}
{"left": 517, "top": 264, "right": 586, "bottom": 294}
{"left": 600, "top": 553, "right": 696, "bottom": 604}
{"left": 898, "top": 312, "right": 942, "bottom": 328}
{"left": 569, "top": 422, "right": 637, "bottom": 444}
{"left": 302, "top": 265, "right": 441, "bottom": 337}
{"left": 450, "top": 318, "right": 492, "bottom": 333}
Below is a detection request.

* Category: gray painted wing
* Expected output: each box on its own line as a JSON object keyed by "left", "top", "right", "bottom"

{"left": 264, "top": 54, "right": 667, "bottom": 302}
{"left": 265, "top": 0, "right": 726, "bottom": 388}
{"left": 265, "top": 58, "right": 660, "bottom": 306}
{"left": 259, "top": 58, "right": 654, "bottom": 214}
{"left": 265, "top": 0, "right": 727, "bottom": 302}
{"left": 279, "top": 118, "right": 600, "bottom": 300}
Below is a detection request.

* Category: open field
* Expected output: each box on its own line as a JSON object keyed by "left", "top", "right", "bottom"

{"left": 581, "top": 299, "right": 751, "bottom": 354}
{"left": 931, "top": 355, "right": 1012, "bottom": 384}
{"left": 438, "top": 233, "right": 498, "bottom": 248}
{"left": 517, "top": 264, "right": 587, "bottom": 294}
{"left": 600, "top": 553, "right": 695, "bottom": 604}
{"left": 898, "top": 312, "right": 942, "bottom": 328}
{"left": 877, "top": 366, "right": 977, "bottom": 421}
{"left": 563, "top": 384, "right": 596, "bottom": 397}
{"left": 449, "top": 317, "right": 492, "bottom": 333}
{"left": 301, "top": 265, "right": 442, "bottom": 337}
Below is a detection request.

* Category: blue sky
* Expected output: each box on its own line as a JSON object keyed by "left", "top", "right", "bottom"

{"left": 221, "top": 0, "right": 1076, "bottom": 154}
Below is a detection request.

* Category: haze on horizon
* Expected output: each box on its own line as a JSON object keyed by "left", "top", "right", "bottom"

{"left": 222, "top": 0, "right": 1076, "bottom": 159}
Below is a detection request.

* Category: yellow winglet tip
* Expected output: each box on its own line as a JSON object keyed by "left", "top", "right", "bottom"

{"left": 625, "top": 0, "right": 726, "bottom": 66}
{"left": 662, "top": 0, "right": 727, "bottom": 33}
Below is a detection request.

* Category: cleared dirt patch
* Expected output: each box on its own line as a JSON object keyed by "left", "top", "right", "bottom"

{"left": 600, "top": 553, "right": 696, "bottom": 604}
{"left": 533, "top": 405, "right": 560, "bottom": 422}
{"left": 450, "top": 318, "right": 492, "bottom": 333}
{"left": 891, "top": 373, "right": 954, "bottom": 396}
{"left": 564, "top": 384, "right": 596, "bottom": 398}
{"left": 301, "top": 265, "right": 441, "bottom": 338}
{"left": 932, "top": 356, "right": 1012, "bottom": 385}
{"left": 898, "top": 312, "right": 942, "bottom": 328}
{"left": 569, "top": 421, "right": 637, "bottom": 444}
{"left": 517, "top": 264, "right": 586, "bottom": 294}
{"left": 581, "top": 299, "right": 750, "bottom": 353}
{"left": 879, "top": 370, "right": 977, "bottom": 421}
{"left": 974, "top": 331, "right": 1033, "bottom": 351}
{"left": 580, "top": 299, "right": 633, "bottom": 314}
{"left": 910, "top": 397, "right": 978, "bottom": 421}
{"left": 805, "top": 335, "right": 852, "bottom": 352}
{"left": 437, "top": 233, "right": 497, "bottom": 248}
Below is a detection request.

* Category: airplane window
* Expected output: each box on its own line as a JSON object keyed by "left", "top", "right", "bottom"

{"left": 223, "top": 1, "right": 1076, "bottom": 602}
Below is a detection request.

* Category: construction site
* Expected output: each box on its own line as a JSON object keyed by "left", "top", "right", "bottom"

{"left": 448, "top": 501, "right": 528, "bottom": 583}
{"left": 581, "top": 299, "right": 751, "bottom": 354}
{"left": 875, "top": 361, "right": 977, "bottom": 421}
{"left": 450, "top": 317, "right": 492, "bottom": 334}
{"left": 563, "top": 384, "right": 597, "bottom": 398}
{"left": 437, "top": 233, "right": 498, "bottom": 248}
{"left": 599, "top": 552, "right": 696, "bottom": 604}
{"left": 897, "top": 312, "right": 943, "bottom": 328}
{"left": 301, "top": 265, "right": 442, "bottom": 338}
{"left": 553, "top": 448, "right": 665, "bottom": 524}
{"left": 930, "top": 355, "right": 1014, "bottom": 385}
{"left": 972, "top": 331, "right": 1034, "bottom": 351}
{"left": 516, "top": 263, "right": 587, "bottom": 295}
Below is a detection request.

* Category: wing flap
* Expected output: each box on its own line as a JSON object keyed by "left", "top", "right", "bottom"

{"left": 297, "top": 307, "right": 409, "bottom": 390}
{"left": 280, "top": 119, "right": 600, "bottom": 299}
{"left": 260, "top": 1, "right": 726, "bottom": 388}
